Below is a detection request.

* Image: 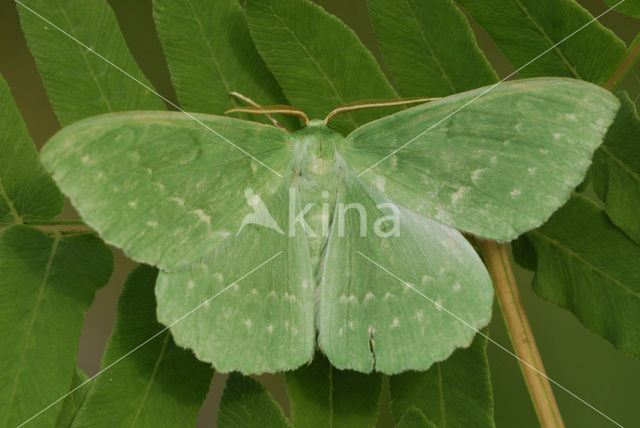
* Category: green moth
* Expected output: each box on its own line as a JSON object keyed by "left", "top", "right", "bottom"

{"left": 40, "top": 78, "right": 618, "bottom": 374}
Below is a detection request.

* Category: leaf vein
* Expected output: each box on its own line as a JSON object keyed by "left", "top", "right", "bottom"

{"left": 129, "top": 332, "right": 171, "bottom": 427}
{"left": 0, "top": 178, "right": 23, "bottom": 224}
{"left": 530, "top": 230, "right": 640, "bottom": 298}
{"left": 513, "top": 0, "right": 582, "bottom": 79}
{"left": 264, "top": 3, "right": 357, "bottom": 127}
{"left": 2, "top": 233, "right": 61, "bottom": 427}
{"left": 401, "top": 0, "right": 456, "bottom": 93}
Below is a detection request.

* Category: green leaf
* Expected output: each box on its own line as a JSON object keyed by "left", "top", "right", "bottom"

{"left": 396, "top": 407, "right": 437, "bottom": 428}
{"left": 525, "top": 196, "right": 640, "bottom": 359}
{"left": 456, "top": 0, "right": 626, "bottom": 85}
{"left": 368, "top": 0, "right": 497, "bottom": 97}
{"left": 344, "top": 78, "right": 619, "bottom": 240}
{"left": 153, "top": 0, "right": 289, "bottom": 124}
{"left": 389, "top": 334, "right": 495, "bottom": 428}
{"left": 603, "top": 0, "right": 640, "bottom": 19}
{"left": 244, "top": 0, "right": 397, "bottom": 133}
{"left": 72, "top": 264, "right": 212, "bottom": 427}
{"left": 54, "top": 367, "right": 89, "bottom": 428}
{"left": 217, "top": 373, "right": 291, "bottom": 428}
{"left": 592, "top": 91, "right": 640, "bottom": 244}
{"left": 0, "top": 226, "right": 112, "bottom": 427}
{"left": 40, "top": 112, "right": 290, "bottom": 271}
{"left": 0, "top": 75, "right": 63, "bottom": 224}
{"left": 511, "top": 234, "right": 538, "bottom": 271}
{"left": 285, "top": 353, "right": 382, "bottom": 428}
{"left": 18, "top": 0, "right": 164, "bottom": 126}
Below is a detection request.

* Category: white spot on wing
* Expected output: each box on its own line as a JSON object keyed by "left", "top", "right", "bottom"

{"left": 451, "top": 187, "right": 469, "bottom": 205}
{"left": 471, "top": 169, "right": 483, "bottom": 183}
{"left": 193, "top": 209, "right": 211, "bottom": 226}
{"left": 170, "top": 197, "right": 185, "bottom": 206}
{"left": 391, "top": 156, "right": 398, "bottom": 169}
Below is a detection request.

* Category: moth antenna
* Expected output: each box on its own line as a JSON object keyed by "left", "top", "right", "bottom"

{"left": 229, "top": 91, "right": 290, "bottom": 131}
{"left": 323, "top": 97, "right": 440, "bottom": 124}
{"left": 226, "top": 103, "right": 310, "bottom": 126}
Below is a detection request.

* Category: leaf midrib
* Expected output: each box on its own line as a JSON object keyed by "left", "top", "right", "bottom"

{"left": 0, "top": 178, "right": 23, "bottom": 224}
{"left": 513, "top": 0, "right": 582, "bottom": 79}
{"left": 437, "top": 364, "right": 448, "bottom": 428}
{"left": 56, "top": 0, "right": 114, "bottom": 115}
{"left": 401, "top": 0, "right": 456, "bottom": 93}
{"left": 599, "top": 145, "right": 640, "bottom": 185}
{"left": 530, "top": 230, "right": 640, "bottom": 298}
{"left": 184, "top": 0, "right": 239, "bottom": 109}
{"left": 129, "top": 332, "right": 171, "bottom": 427}
{"left": 2, "top": 234, "right": 60, "bottom": 427}
{"left": 328, "top": 365, "right": 334, "bottom": 428}
{"left": 263, "top": 3, "right": 358, "bottom": 127}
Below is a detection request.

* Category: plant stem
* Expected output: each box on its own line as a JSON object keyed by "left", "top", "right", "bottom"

{"left": 481, "top": 240, "right": 564, "bottom": 428}
{"left": 604, "top": 34, "right": 640, "bottom": 91}
{"left": 0, "top": 220, "right": 92, "bottom": 234}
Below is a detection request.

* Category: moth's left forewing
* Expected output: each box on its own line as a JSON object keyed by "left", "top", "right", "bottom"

{"left": 343, "top": 78, "right": 620, "bottom": 241}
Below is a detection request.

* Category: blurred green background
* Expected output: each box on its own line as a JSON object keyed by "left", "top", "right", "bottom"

{"left": 1, "top": 0, "right": 639, "bottom": 426}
